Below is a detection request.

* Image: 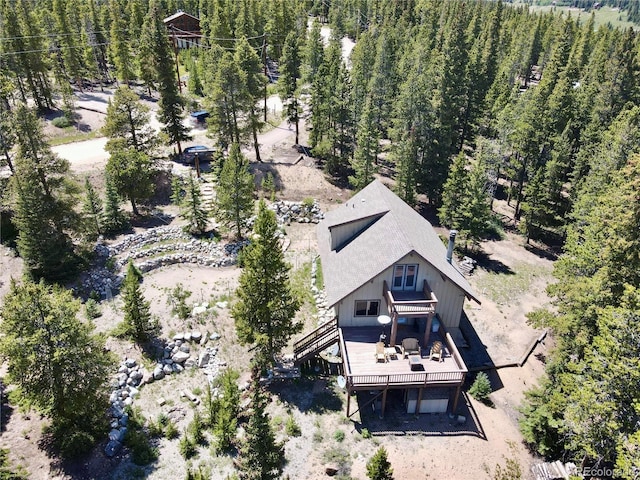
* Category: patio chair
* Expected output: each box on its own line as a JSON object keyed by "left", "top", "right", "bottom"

{"left": 401, "top": 337, "right": 420, "bottom": 359}
{"left": 375, "top": 342, "right": 387, "bottom": 363}
{"left": 429, "top": 340, "right": 444, "bottom": 362}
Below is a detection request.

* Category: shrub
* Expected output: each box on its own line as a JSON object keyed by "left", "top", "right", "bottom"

{"left": 366, "top": 446, "right": 393, "bottom": 480}
{"left": 361, "top": 428, "right": 372, "bottom": 439}
{"left": 125, "top": 428, "right": 158, "bottom": 465}
{"left": 188, "top": 411, "right": 205, "bottom": 445}
{"left": 165, "top": 420, "right": 179, "bottom": 439}
{"left": 285, "top": 415, "right": 301, "bottom": 437}
{"left": 84, "top": 298, "right": 102, "bottom": 319}
{"left": 179, "top": 434, "right": 197, "bottom": 459}
{"left": 52, "top": 116, "right": 72, "bottom": 128}
{"left": 469, "top": 372, "right": 492, "bottom": 403}
{"left": 302, "top": 197, "right": 314, "bottom": 209}
{"left": 167, "top": 283, "right": 192, "bottom": 320}
{"left": 333, "top": 429, "right": 345, "bottom": 442}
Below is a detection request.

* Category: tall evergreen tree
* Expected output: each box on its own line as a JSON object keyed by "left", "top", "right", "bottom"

{"left": 52, "top": 0, "right": 85, "bottom": 90}
{"left": 349, "top": 96, "right": 378, "bottom": 190}
{"left": 82, "top": 177, "right": 102, "bottom": 238}
{"left": 0, "top": 280, "right": 111, "bottom": 456}
{"left": 148, "top": 0, "right": 191, "bottom": 154}
{"left": 121, "top": 261, "right": 156, "bottom": 343}
{"left": 102, "top": 170, "right": 128, "bottom": 234}
{"left": 235, "top": 36, "right": 267, "bottom": 162}
{"left": 216, "top": 143, "right": 254, "bottom": 239}
{"left": 232, "top": 200, "right": 301, "bottom": 369}
{"left": 109, "top": 0, "right": 135, "bottom": 84}
{"left": 278, "top": 31, "right": 302, "bottom": 144}
{"left": 204, "top": 47, "right": 244, "bottom": 148}
{"left": 366, "top": 447, "right": 394, "bottom": 480}
{"left": 105, "top": 146, "right": 156, "bottom": 216}
{"left": 102, "top": 86, "right": 158, "bottom": 153}
{"left": 178, "top": 172, "right": 209, "bottom": 235}
{"left": 11, "top": 105, "right": 78, "bottom": 281}
{"left": 236, "top": 374, "right": 284, "bottom": 480}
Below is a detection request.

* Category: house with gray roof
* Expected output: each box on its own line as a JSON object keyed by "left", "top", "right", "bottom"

{"left": 317, "top": 179, "right": 479, "bottom": 345}
{"left": 293, "top": 180, "right": 481, "bottom": 417}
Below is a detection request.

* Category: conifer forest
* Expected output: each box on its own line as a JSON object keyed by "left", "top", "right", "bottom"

{"left": 1, "top": 0, "right": 640, "bottom": 478}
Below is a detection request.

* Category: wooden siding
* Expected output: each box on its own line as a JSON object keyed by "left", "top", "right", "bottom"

{"left": 329, "top": 215, "right": 383, "bottom": 251}
{"left": 336, "top": 252, "right": 466, "bottom": 328}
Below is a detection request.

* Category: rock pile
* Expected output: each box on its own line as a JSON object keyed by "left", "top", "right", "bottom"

{"left": 105, "top": 357, "right": 148, "bottom": 457}
{"left": 268, "top": 200, "right": 324, "bottom": 225}
{"left": 311, "top": 256, "right": 335, "bottom": 324}
{"left": 104, "top": 330, "right": 223, "bottom": 458}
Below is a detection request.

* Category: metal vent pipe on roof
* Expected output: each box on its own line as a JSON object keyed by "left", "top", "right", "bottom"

{"left": 446, "top": 230, "right": 457, "bottom": 263}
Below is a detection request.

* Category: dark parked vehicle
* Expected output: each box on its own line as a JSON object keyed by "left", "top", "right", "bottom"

{"left": 182, "top": 145, "right": 215, "bottom": 164}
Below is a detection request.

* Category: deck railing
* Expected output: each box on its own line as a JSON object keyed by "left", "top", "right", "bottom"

{"left": 347, "top": 370, "right": 465, "bottom": 389}
{"left": 293, "top": 317, "right": 339, "bottom": 364}
{"left": 383, "top": 280, "right": 438, "bottom": 315}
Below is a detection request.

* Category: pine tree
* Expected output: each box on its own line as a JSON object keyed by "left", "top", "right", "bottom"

{"left": 82, "top": 177, "right": 102, "bottom": 238}
{"left": 350, "top": 96, "right": 378, "bottom": 190}
{"left": 303, "top": 19, "right": 324, "bottom": 83}
{"left": 234, "top": 36, "right": 267, "bottom": 162}
{"left": 0, "top": 279, "right": 111, "bottom": 456}
{"left": 216, "top": 143, "right": 254, "bottom": 239}
{"left": 109, "top": 0, "right": 135, "bottom": 84}
{"left": 105, "top": 146, "right": 156, "bottom": 216}
{"left": 278, "top": 31, "right": 302, "bottom": 144}
{"left": 53, "top": 0, "right": 84, "bottom": 91}
{"left": 212, "top": 368, "right": 240, "bottom": 453}
{"left": 11, "top": 105, "right": 78, "bottom": 281}
{"left": 232, "top": 200, "right": 301, "bottom": 369}
{"left": 137, "top": 7, "right": 158, "bottom": 96}
{"left": 102, "top": 86, "right": 158, "bottom": 153}
{"left": 236, "top": 375, "right": 284, "bottom": 480}
{"left": 438, "top": 152, "right": 469, "bottom": 231}
{"left": 148, "top": 0, "right": 191, "bottom": 154}
{"left": 179, "top": 172, "right": 209, "bottom": 235}
{"left": 204, "top": 48, "right": 244, "bottom": 148}
{"left": 366, "top": 447, "right": 394, "bottom": 480}
{"left": 102, "top": 170, "right": 128, "bottom": 234}
{"left": 121, "top": 261, "right": 156, "bottom": 343}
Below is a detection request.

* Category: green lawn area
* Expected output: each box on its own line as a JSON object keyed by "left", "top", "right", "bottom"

{"left": 519, "top": 4, "right": 638, "bottom": 30}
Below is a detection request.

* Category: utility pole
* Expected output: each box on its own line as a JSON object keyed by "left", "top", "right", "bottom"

{"left": 262, "top": 33, "right": 268, "bottom": 122}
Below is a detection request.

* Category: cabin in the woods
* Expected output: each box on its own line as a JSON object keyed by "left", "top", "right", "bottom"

{"left": 163, "top": 11, "right": 201, "bottom": 49}
{"left": 293, "top": 180, "right": 481, "bottom": 418}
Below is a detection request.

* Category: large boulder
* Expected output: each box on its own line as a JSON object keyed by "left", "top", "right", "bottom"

{"left": 153, "top": 366, "right": 165, "bottom": 380}
{"left": 172, "top": 351, "right": 190, "bottom": 364}
{"left": 104, "top": 440, "right": 122, "bottom": 457}
{"left": 198, "top": 350, "right": 210, "bottom": 368}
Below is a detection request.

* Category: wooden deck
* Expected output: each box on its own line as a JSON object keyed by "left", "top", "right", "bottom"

{"left": 340, "top": 326, "right": 467, "bottom": 391}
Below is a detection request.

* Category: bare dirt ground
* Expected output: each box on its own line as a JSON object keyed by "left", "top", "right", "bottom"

{"left": 0, "top": 98, "right": 551, "bottom": 479}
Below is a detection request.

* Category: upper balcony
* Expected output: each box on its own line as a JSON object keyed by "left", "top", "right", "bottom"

{"left": 383, "top": 279, "right": 438, "bottom": 317}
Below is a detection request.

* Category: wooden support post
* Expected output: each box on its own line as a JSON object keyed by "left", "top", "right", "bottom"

{"left": 390, "top": 312, "right": 399, "bottom": 347}
{"left": 452, "top": 384, "right": 462, "bottom": 413}
{"left": 416, "top": 388, "right": 424, "bottom": 414}
{"left": 424, "top": 312, "right": 434, "bottom": 347}
{"left": 346, "top": 389, "right": 351, "bottom": 417}
{"left": 380, "top": 388, "right": 388, "bottom": 419}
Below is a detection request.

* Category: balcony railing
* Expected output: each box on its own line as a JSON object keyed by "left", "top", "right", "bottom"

{"left": 383, "top": 280, "right": 438, "bottom": 315}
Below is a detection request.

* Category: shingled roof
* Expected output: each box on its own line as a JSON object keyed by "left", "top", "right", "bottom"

{"left": 317, "top": 180, "right": 479, "bottom": 307}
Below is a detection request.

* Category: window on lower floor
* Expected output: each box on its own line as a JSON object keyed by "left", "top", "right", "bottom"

{"left": 354, "top": 300, "right": 380, "bottom": 317}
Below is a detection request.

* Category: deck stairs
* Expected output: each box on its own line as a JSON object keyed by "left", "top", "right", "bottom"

{"left": 293, "top": 317, "right": 339, "bottom": 365}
